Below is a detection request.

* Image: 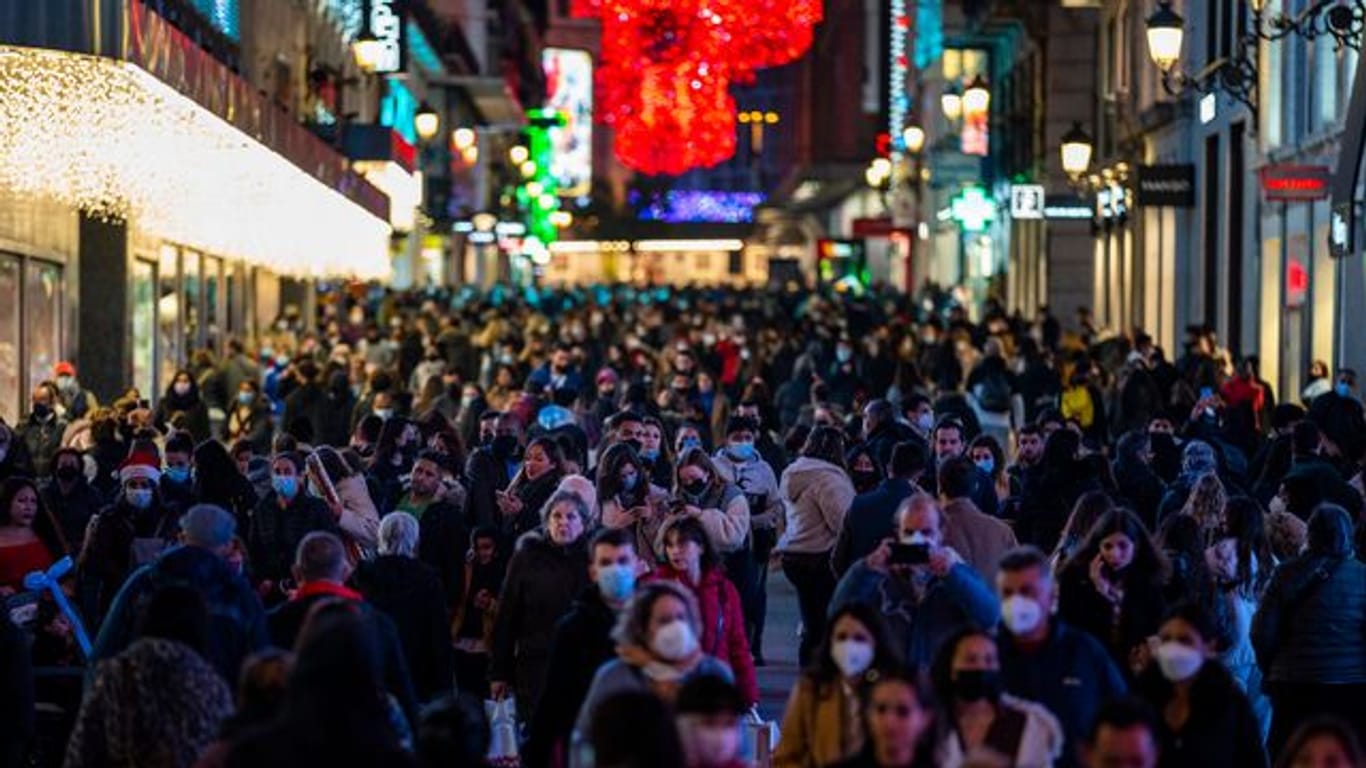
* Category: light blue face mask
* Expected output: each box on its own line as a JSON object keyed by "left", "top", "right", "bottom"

{"left": 163, "top": 466, "right": 191, "bottom": 485}
{"left": 974, "top": 457, "right": 996, "bottom": 475}
{"left": 639, "top": 449, "right": 660, "bottom": 462}
{"left": 272, "top": 475, "right": 299, "bottom": 499}
{"left": 728, "top": 441, "right": 756, "bottom": 461}
{"left": 237, "top": 391, "right": 254, "bottom": 406}
{"left": 126, "top": 488, "right": 154, "bottom": 510}
{"left": 679, "top": 438, "right": 702, "bottom": 452}
{"left": 596, "top": 564, "right": 637, "bottom": 603}
{"left": 1336, "top": 382, "right": 1352, "bottom": 398}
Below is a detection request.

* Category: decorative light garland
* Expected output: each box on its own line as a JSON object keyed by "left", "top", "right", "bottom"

{"left": 0, "top": 46, "right": 391, "bottom": 279}
{"left": 889, "top": 0, "right": 910, "bottom": 154}
{"left": 573, "top": 0, "right": 822, "bottom": 175}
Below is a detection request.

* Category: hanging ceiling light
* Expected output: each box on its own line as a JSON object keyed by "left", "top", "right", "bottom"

{"left": 1059, "top": 121, "right": 1094, "bottom": 178}
{"left": 414, "top": 101, "right": 440, "bottom": 142}
{"left": 962, "top": 75, "right": 990, "bottom": 115}
{"left": 1144, "top": 1, "right": 1185, "bottom": 72}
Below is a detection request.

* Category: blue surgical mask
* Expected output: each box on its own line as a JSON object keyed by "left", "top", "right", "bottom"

{"left": 164, "top": 466, "right": 191, "bottom": 485}
{"left": 680, "top": 437, "right": 702, "bottom": 452}
{"left": 272, "top": 475, "right": 299, "bottom": 499}
{"left": 974, "top": 457, "right": 995, "bottom": 475}
{"left": 836, "top": 347, "right": 853, "bottom": 363}
{"left": 620, "top": 472, "right": 639, "bottom": 491}
{"left": 728, "top": 441, "right": 756, "bottom": 461}
{"left": 640, "top": 448, "right": 660, "bottom": 462}
{"left": 126, "top": 488, "right": 154, "bottom": 510}
{"left": 596, "top": 564, "right": 637, "bottom": 603}
{"left": 237, "top": 391, "right": 254, "bottom": 406}
{"left": 1336, "top": 382, "right": 1352, "bottom": 398}
{"left": 374, "top": 408, "right": 394, "bottom": 421}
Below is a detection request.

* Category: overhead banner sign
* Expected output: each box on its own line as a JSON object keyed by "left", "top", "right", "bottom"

{"left": 1009, "top": 184, "right": 1045, "bottom": 219}
{"left": 1261, "top": 164, "right": 1331, "bottom": 202}
{"left": 1136, "top": 164, "right": 1195, "bottom": 207}
{"left": 543, "top": 48, "right": 593, "bottom": 197}
{"left": 367, "top": 0, "right": 406, "bottom": 75}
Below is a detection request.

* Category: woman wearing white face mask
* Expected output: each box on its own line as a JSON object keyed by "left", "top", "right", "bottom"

{"left": 573, "top": 581, "right": 732, "bottom": 741}
{"left": 1136, "top": 602, "right": 1268, "bottom": 767}
{"left": 774, "top": 603, "right": 902, "bottom": 768}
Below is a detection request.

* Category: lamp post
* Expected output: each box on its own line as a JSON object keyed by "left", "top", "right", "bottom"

{"left": 414, "top": 101, "right": 440, "bottom": 142}
{"left": 962, "top": 75, "right": 991, "bottom": 116}
{"left": 1060, "top": 122, "right": 1095, "bottom": 181}
{"left": 351, "top": 27, "right": 383, "bottom": 74}
{"left": 941, "top": 87, "right": 963, "bottom": 122}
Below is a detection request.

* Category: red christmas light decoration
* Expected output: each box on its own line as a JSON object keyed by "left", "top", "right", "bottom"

{"left": 574, "top": 0, "right": 822, "bottom": 175}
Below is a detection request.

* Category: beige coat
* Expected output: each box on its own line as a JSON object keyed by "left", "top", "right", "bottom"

{"left": 942, "top": 498, "right": 1018, "bottom": 585}
{"left": 773, "top": 676, "right": 864, "bottom": 768}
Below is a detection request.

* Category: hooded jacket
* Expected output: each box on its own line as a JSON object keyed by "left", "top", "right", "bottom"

{"left": 1252, "top": 505, "right": 1366, "bottom": 684}
{"left": 648, "top": 565, "right": 759, "bottom": 704}
{"left": 779, "top": 457, "right": 857, "bottom": 555}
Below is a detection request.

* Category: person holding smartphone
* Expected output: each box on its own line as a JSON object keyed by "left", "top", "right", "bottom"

{"left": 1057, "top": 509, "right": 1168, "bottom": 678}
{"left": 829, "top": 493, "right": 999, "bottom": 673}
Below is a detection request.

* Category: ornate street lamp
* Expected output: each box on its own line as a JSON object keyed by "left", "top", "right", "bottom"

{"left": 1060, "top": 122, "right": 1094, "bottom": 179}
{"left": 902, "top": 123, "right": 926, "bottom": 154}
{"left": 351, "top": 27, "right": 383, "bottom": 74}
{"left": 414, "top": 101, "right": 440, "bottom": 142}
{"left": 962, "top": 75, "right": 990, "bottom": 115}
{"left": 940, "top": 87, "right": 963, "bottom": 122}
{"left": 1144, "top": 1, "right": 1184, "bottom": 72}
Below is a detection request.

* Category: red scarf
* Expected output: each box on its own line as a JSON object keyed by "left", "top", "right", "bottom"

{"left": 292, "top": 580, "right": 363, "bottom": 602}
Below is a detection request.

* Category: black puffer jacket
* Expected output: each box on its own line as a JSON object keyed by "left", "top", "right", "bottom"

{"left": 488, "top": 531, "right": 590, "bottom": 708}
{"left": 351, "top": 555, "right": 454, "bottom": 702}
{"left": 1253, "top": 504, "right": 1366, "bottom": 684}
{"left": 1136, "top": 661, "right": 1268, "bottom": 768}
{"left": 248, "top": 492, "right": 339, "bottom": 584}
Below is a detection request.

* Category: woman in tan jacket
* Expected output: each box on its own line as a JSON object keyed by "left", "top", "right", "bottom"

{"left": 775, "top": 602, "right": 904, "bottom": 768}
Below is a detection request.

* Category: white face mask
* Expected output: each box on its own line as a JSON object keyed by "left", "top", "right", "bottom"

{"left": 174, "top": 382, "right": 192, "bottom": 396}
{"left": 901, "top": 531, "right": 930, "bottom": 546}
{"left": 1155, "top": 642, "right": 1204, "bottom": 682}
{"left": 1000, "top": 595, "right": 1045, "bottom": 636}
{"left": 686, "top": 724, "right": 741, "bottom": 766}
{"left": 915, "top": 412, "right": 934, "bottom": 431}
{"left": 830, "top": 639, "right": 874, "bottom": 678}
{"left": 650, "top": 619, "right": 699, "bottom": 662}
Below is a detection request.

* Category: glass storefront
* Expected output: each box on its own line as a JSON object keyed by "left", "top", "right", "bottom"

{"left": 131, "top": 259, "right": 157, "bottom": 400}
{"left": 0, "top": 252, "right": 65, "bottom": 423}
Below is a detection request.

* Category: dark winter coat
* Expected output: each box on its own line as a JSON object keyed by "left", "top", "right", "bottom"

{"left": 489, "top": 532, "right": 591, "bottom": 712}
{"left": 1057, "top": 564, "right": 1166, "bottom": 675}
{"left": 267, "top": 585, "right": 419, "bottom": 727}
{"left": 17, "top": 411, "right": 66, "bottom": 478}
{"left": 1135, "top": 662, "right": 1268, "bottom": 768}
{"left": 248, "top": 491, "right": 339, "bottom": 584}
{"left": 1000, "top": 621, "right": 1128, "bottom": 768}
{"left": 351, "top": 555, "right": 454, "bottom": 702}
{"left": 464, "top": 446, "right": 515, "bottom": 531}
{"left": 41, "top": 477, "right": 105, "bottom": 554}
{"left": 1252, "top": 506, "right": 1366, "bottom": 685}
{"left": 154, "top": 390, "right": 212, "bottom": 443}
{"left": 91, "top": 545, "right": 269, "bottom": 684}
{"left": 81, "top": 498, "right": 184, "bottom": 615}
{"left": 410, "top": 498, "right": 469, "bottom": 608}
{"left": 524, "top": 586, "right": 619, "bottom": 768}
{"left": 832, "top": 478, "right": 919, "bottom": 577}
{"left": 0, "top": 612, "right": 32, "bottom": 768}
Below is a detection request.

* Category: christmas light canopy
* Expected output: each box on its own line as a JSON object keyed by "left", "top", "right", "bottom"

{"left": 0, "top": 46, "right": 391, "bottom": 278}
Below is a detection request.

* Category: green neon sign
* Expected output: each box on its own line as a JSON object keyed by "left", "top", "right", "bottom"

{"left": 950, "top": 186, "right": 995, "bottom": 232}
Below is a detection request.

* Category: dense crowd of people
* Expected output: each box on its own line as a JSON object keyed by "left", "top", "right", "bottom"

{"left": 3, "top": 282, "right": 1366, "bottom": 767}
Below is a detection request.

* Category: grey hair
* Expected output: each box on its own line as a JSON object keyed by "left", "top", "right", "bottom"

{"left": 538, "top": 489, "right": 595, "bottom": 530}
{"left": 378, "top": 512, "right": 420, "bottom": 557}
{"left": 893, "top": 492, "right": 942, "bottom": 531}
{"left": 611, "top": 580, "right": 702, "bottom": 650}
{"left": 180, "top": 504, "right": 236, "bottom": 549}
{"left": 294, "top": 531, "right": 348, "bottom": 582}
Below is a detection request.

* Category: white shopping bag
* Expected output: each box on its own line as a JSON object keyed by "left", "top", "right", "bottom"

{"left": 484, "top": 697, "right": 520, "bottom": 767}
{"left": 739, "top": 707, "right": 780, "bottom": 767}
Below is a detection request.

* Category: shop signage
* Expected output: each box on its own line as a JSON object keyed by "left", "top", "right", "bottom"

{"left": 1260, "top": 164, "right": 1331, "bottom": 202}
{"left": 1287, "top": 258, "right": 1309, "bottom": 308}
{"left": 1136, "top": 164, "right": 1195, "bottom": 207}
{"left": 1009, "top": 185, "right": 1045, "bottom": 220}
{"left": 367, "top": 0, "right": 407, "bottom": 75}
{"left": 951, "top": 186, "right": 995, "bottom": 232}
{"left": 1096, "top": 184, "right": 1129, "bottom": 220}
{"left": 1043, "top": 194, "right": 1092, "bottom": 220}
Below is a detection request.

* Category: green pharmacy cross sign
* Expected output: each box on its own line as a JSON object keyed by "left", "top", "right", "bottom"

{"left": 951, "top": 186, "right": 995, "bottom": 232}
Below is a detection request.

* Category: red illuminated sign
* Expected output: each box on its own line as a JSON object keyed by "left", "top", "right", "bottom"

{"left": 1287, "top": 258, "right": 1308, "bottom": 308}
{"left": 1260, "top": 165, "right": 1331, "bottom": 202}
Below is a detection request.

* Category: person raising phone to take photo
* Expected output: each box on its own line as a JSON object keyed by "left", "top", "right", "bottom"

{"left": 829, "top": 493, "right": 999, "bottom": 673}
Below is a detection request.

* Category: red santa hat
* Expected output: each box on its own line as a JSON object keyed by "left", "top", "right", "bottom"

{"left": 118, "top": 450, "right": 161, "bottom": 484}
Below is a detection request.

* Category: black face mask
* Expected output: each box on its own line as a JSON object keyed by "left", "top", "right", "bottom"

{"left": 852, "top": 470, "right": 879, "bottom": 490}
{"left": 492, "top": 435, "right": 520, "bottom": 459}
{"left": 31, "top": 403, "right": 51, "bottom": 419}
{"left": 55, "top": 465, "right": 81, "bottom": 483}
{"left": 683, "top": 478, "right": 708, "bottom": 497}
{"left": 953, "top": 669, "right": 1002, "bottom": 702}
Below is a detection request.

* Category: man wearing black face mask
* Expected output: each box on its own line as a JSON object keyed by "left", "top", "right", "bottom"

{"left": 42, "top": 447, "right": 104, "bottom": 553}
{"left": 464, "top": 412, "right": 523, "bottom": 530}
{"left": 17, "top": 382, "right": 67, "bottom": 479}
